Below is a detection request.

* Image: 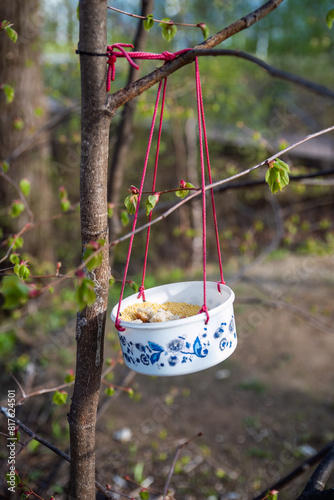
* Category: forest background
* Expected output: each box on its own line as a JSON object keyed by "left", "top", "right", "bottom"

{"left": 0, "top": 1, "right": 334, "bottom": 499}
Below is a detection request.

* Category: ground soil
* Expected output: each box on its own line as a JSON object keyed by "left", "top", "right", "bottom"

{"left": 96, "top": 253, "right": 334, "bottom": 500}
{"left": 1, "top": 254, "right": 333, "bottom": 500}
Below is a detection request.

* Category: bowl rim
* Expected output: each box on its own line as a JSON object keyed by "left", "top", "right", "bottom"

{"left": 111, "top": 281, "right": 235, "bottom": 331}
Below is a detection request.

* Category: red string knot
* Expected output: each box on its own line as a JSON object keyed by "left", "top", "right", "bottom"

{"left": 199, "top": 305, "right": 210, "bottom": 324}
{"left": 106, "top": 43, "right": 139, "bottom": 92}
{"left": 115, "top": 318, "right": 126, "bottom": 332}
{"left": 161, "top": 51, "right": 176, "bottom": 62}
{"left": 137, "top": 285, "right": 146, "bottom": 302}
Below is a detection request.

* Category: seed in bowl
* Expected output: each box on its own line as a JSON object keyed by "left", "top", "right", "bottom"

{"left": 119, "top": 301, "right": 200, "bottom": 323}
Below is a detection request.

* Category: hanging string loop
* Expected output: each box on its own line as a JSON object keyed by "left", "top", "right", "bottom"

{"left": 114, "top": 52, "right": 226, "bottom": 331}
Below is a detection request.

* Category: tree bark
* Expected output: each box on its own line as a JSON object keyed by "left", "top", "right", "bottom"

{"left": 67, "top": 1, "right": 110, "bottom": 499}
{"left": 0, "top": 0, "right": 53, "bottom": 261}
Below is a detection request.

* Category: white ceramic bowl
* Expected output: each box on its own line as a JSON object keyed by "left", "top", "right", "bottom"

{"left": 111, "top": 281, "right": 237, "bottom": 376}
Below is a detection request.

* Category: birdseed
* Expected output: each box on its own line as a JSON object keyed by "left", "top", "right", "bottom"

{"left": 119, "top": 301, "right": 200, "bottom": 323}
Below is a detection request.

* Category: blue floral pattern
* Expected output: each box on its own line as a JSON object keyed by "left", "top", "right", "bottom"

{"left": 118, "top": 314, "right": 236, "bottom": 371}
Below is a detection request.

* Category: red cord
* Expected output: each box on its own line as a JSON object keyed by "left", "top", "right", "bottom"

{"left": 196, "top": 61, "right": 225, "bottom": 292}
{"left": 114, "top": 80, "right": 163, "bottom": 331}
{"left": 113, "top": 48, "right": 226, "bottom": 330}
{"left": 106, "top": 45, "right": 190, "bottom": 91}
{"left": 195, "top": 58, "right": 209, "bottom": 325}
{"left": 138, "top": 78, "right": 168, "bottom": 300}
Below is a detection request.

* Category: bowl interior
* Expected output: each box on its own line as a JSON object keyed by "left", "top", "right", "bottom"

{"left": 111, "top": 281, "right": 234, "bottom": 329}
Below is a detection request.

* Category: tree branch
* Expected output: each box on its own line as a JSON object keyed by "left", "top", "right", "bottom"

{"left": 252, "top": 441, "right": 334, "bottom": 500}
{"left": 0, "top": 406, "right": 116, "bottom": 499}
{"left": 109, "top": 125, "right": 334, "bottom": 249}
{"left": 104, "top": 0, "right": 285, "bottom": 116}
{"left": 297, "top": 446, "right": 334, "bottom": 500}
{"left": 193, "top": 49, "right": 334, "bottom": 100}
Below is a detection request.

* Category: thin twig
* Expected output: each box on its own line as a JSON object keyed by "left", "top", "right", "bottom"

{"left": 252, "top": 442, "right": 334, "bottom": 500}
{"left": 297, "top": 446, "right": 334, "bottom": 499}
{"left": 104, "top": 0, "right": 285, "bottom": 115}
{"left": 0, "top": 170, "right": 34, "bottom": 221}
{"left": 1, "top": 125, "right": 331, "bottom": 300}
{"left": 0, "top": 407, "right": 116, "bottom": 499}
{"left": 110, "top": 125, "right": 334, "bottom": 249}
{"left": 194, "top": 49, "right": 334, "bottom": 100}
{"left": 240, "top": 279, "right": 334, "bottom": 336}
{"left": 0, "top": 223, "right": 31, "bottom": 264}
{"left": 4, "top": 104, "right": 79, "bottom": 164}
{"left": 107, "top": 5, "right": 202, "bottom": 28}
{"left": 163, "top": 432, "right": 203, "bottom": 499}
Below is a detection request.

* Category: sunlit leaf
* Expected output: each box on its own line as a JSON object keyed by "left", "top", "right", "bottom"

{"left": 1, "top": 84, "right": 14, "bottom": 103}
{"left": 19, "top": 178, "right": 31, "bottom": 196}
{"left": 120, "top": 210, "right": 129, "bottom": 226}
{"left": 326, "top": 8, "right": 334, "bottom": 28}
{"left": 10, "top": 201, "right": 25, "bottom": 218}
{"left": 124, "top": 193, "right": 138, "bottom": 215}
{"left": 265, "top": 158, "right": 290, "bottom": 194}
{"left": 1, "top": 275, "right": 29, "bottom": 309}
{"left": 143, "top": 14, "right": 154, "bottom": 31}
{"left": 145, "top": 194, "right": 159, "bottom": 216}
{"left": 53, "top": 390, "right": 68, "bottom": 405}
{"left": 159, "top": 18, "right": 177, "bottom": 42}
{"left": 75, "top": 277, "right": 96, "bottom": 310}
{"left": 175, "top": 181, "right": 194, "bottom": 199}
{"left": 14, "top": 263, "right": 30, "bottom": 281}
{"left": 198, "top": 23, "right": 209, "bottom": 40}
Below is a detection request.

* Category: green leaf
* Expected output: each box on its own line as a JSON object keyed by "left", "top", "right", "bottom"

{"left": 76, "top": 3, "right": 80, "bottom": 21}
{"left": 145, "top": 194, "right": 159, "bottom": 216}
{"left": 9, "top": 253, "right": 20, "bottom": 265}
{"left": 1, "top": 84, "right": 15, "bottom": 103}
{"left": 83, "top": 247, "right": 103, "bottom": 271}
{"left": 64, "top": 371, "right": 75, "bottom": 383}
{"left": 1, "top": 275, "right": 29, "bottom": 309}
{"left": 127, "top": 388, "right": 134, "bottom": 399}
{"left": 175, "top": 181, "right": 194, "bottom": 199}
{"left": 10, "top": 201, "right": 25, "bottom": 218}
{"left": 128, "top": 281, "right": 139, "bottom": 293}
{"left": 265, "top": 158, "right": 290, "bottom": 194}
{"left": 124, "top": 193, "right": 138, "bottom": 215}
{"left": 105, "top": 386, "right": 115, "bottom": 397}
{"left": 61, "top": 199, "right": 70, "bottom": 212}
{"left": 8, "top": 236, "right": 24, "bottom": 250}
{"left": 1, "top": 160, "right": 10, "bottom": 172}
{"left": 143, "top": 14, "right": 154, "bottom": 31}
{"left": 133, "top": 461, "right": 144, "bottom": 483}
{"left": 6, "top": 470, "right": 21, "bottom": 488}
{"left": 139, "top": 491, "right": 150, "bottom": 500}
{"left": 109, "top": 275, "right": 115, "bottom": 286}
{"left": 159, "top": 19, "right": 177, "bottom": 42}
{"left": 107, "top": 203, "right": 114, "bottom": 218}
{"left": 198, "top": 23, "right": 209, "bottom": 40}
{"left": 34, "top": 106, "right": 44, "bottom": 117}
{"left": 53, "top": 390, "right": 68, "bottom": 405}
{"left": 19, "top": 178, "right": 31, "bottom": 196}
{"left": 120, "top": 210, "right": 129, "bottom": 226}
{"left": 4, "top": 26, "right": 18, "bottom": 43}
{"left": 14, "top": 263, "right": 30, "bottom": 280}
{"left": 59, "top": 186, "right": 71, "bottom": 211}
{"left": 75, "top": 277, "right": 96, "bottom": 310}
{"left": 326, "top": 8, "right": 334, "bottom": 29}
{"left": 12, "top": 118, "right": 24, "bottom": 130}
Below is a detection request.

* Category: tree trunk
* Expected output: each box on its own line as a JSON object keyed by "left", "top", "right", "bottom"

{"left": 67, "top": 1, "right": 109, "bottom": 499}
{"left": 0, "top": 0, "right": 53, "bottom": 262}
